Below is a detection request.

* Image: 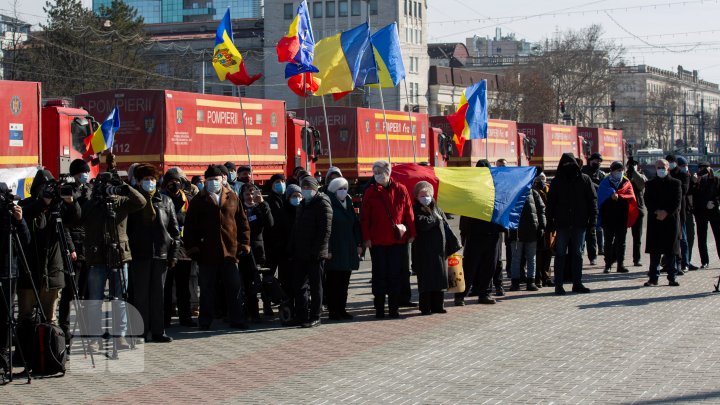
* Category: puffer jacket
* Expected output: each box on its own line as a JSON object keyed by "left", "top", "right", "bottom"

{"left": 509, "top": 188, "right": 546, "bottom": 242}
{"left": 547, "top": 153, "right": 598, "bottom": 229}
{"left": 127, "top": 190, "right": 181, "bottom": 261}
{"left": 289, "top": 192, "right": 332, "bottom": 261}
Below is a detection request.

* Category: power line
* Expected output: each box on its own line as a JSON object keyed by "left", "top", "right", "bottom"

{"left": 604, "top": 11, "right": 704, "bottom": 53}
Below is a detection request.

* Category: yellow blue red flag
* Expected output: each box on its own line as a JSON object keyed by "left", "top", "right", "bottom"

{"left": 84, "top": 106, "right": 120, "bottom": 156}
{"left": 368, "top": 23, "right": 405, "bottom": 88}
{"left": 447, "top": 80, "right": 488, "bottom": 142}
{"left": 212, "top": 9, "right": 262, "bottom": 86}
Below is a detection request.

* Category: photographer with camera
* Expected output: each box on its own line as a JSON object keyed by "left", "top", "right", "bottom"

{"left": 58, "top": 159, "right": 93, "bottom": 340}
{"left": 17, "top": 170, "right": 81, "bottom": 325}
{"left": 127, "top": 164, "right": 180, "bottom": 343}
{"left": 0, "top": 183, "right": 30, "bottom": 364}
{"left": 82, "top": 171, "right": 146, "bottom": 350}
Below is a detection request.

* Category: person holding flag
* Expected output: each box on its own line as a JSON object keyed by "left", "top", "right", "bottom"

{"left": 84, "top": 106, "right": 120, "bottom": 157}
{"left": 597, "top": 161, "right": 639, "bottom": 274}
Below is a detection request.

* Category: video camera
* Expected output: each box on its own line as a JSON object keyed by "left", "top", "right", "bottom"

{"left": 92, "top": 172, "right": 128, "bottom": 200}
{"left": 42, "top": 175, "right": 75, "bottom": 201}
{"left": 0, "top": 188, "right": 19, "bottom": 210}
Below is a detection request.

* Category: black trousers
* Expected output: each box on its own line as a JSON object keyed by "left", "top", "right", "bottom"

{"left": 536, "top": 247, "right": 552, "bottom": 284}
{"left": 370, "top": 245, "right": 406, "bottom": 310}
{"left": 401, "top": 244, "right": 412, "bottom": 303}
{"left": 164, "top": 260, "right": 192, "bottom": 324}
{"left": 293, "top": 259, "right": 324, "bottom": 322}
{"left": 632, "top": 209, "right": 645, "bottom": 264}
{"left": 696, "top": 216, "right": 720, "bottom": 265}
{"left": 686, "top": 213, "right": 696, "bottom": 263}
{"left": 456, "top": 232, "right": 501, "bottom": 300}
{"left": 59, "top": 259, "right": 87, "bottom": 328}
{"left": 198, "top": 262, "right": 245, "bottom": 327}
{"left": 419, "top": 291, "right": 444, "bottom": 313}
{"left": 586, "top": 225, "right": 603, "bottom": 260}
{"left": 326, "top": 271, "right": 351, "bottom": 316}
{"left": 491, "top": 239, "right": 504, "bottom": 292}
{"left": 129, "top": 258, "right": 167, "bottom": 336}
{"left": 239, "top": 253, "right": 260, "bottom": 320}
{"left": 603, "top": 224, "right": 628, "bottom": 269}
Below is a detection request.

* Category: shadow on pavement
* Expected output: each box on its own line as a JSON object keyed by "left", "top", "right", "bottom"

{"left": 577, "top": 291, "right": 715, "bottom": 310}
{"left": 624, "top": 390, "right": 720, "bottom": 404}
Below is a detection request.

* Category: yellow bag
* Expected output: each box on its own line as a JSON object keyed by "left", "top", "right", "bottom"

{"left": 447, "top": 254, "right": 465, "bottom": 293}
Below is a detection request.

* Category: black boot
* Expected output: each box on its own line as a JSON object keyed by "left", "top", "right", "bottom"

{"left": 509, "top": 279, "right": 521, "bottom": 291}
{"left": 388, "top": 295, "right": 400, "bottom": 318}
{"left": 374, "top": 296, "right": 385, "bottom": 319}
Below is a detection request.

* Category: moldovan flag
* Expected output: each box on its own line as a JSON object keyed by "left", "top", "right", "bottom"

{"left": 212, "top": 9, "right": 262, "bottom": 86}
{"left": 306, "top": 23, "right": 374, "bottom": 96}
{"left": 368, "top": 23, "right": 405, "bottom": 88}
{"left": 391, "top": 164, "right": 536, "bottom": 229}
{"left": 84, "top": 106, "right": 120, "bottom": 156}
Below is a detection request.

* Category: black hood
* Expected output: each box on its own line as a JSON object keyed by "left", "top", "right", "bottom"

{"left": 476, "top": 159, "right": 491, "bottom": 168}
{"left": 30, "top": 169, "right": 54, "bottom": 198}
{"left": 557, "top": 153, "right": 580, "bottom": 178}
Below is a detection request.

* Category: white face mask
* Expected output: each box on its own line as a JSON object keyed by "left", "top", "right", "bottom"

{"left": 656, "top": 168, "right": 668, "bottom": 178}
{"left": 419, "top": 196, "right": 432, "bottom": 206}
{"left": 336, "top": 189, "right": 348, "bottom": 201}
{"left": 206, "top": 179, "right": 222, "bottom": 194}
{"left": 374, "top": 173, "right": 388, "bottom": 185}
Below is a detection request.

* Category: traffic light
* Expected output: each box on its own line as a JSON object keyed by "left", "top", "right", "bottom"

{"left": 559, "top": 100, "right": 565, "bottom": 113}
{"left": 610, "top": 100, "right": 616, "bottom": 113}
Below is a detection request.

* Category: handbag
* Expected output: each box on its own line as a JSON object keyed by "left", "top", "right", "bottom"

{"left": 442, "top": 216, "right": 462, "bottom": 256}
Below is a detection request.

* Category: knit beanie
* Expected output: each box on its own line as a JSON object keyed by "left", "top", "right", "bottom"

{"left": 301, "top": 176, "right": 319, "bottom": 191}
{"left": 285, "top": 184, "right": 301, "bottom": 198}
{"left": 204, "top": 164, "right": 224, "bottom": 179}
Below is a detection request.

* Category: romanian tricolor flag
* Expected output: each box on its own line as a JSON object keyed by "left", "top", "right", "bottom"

{"left": 368, "top": 23, "right": 405, "bottom": 88}
{"left": 84, "top": 107, "right": 120, "bottom": 156}
{"left": 447, "top": 80, "right": 488, "bottom": 154}
{"left": 278, "top": 0, "right": 318, "bottom": 77}
{"left": 212, "top": 9, "right": 262, "bottom": 86}
{"left": 391, "top": 164, "right": 535, "bottom": 229}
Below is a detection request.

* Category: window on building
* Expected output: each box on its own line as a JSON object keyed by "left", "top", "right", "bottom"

{"left": 404, "top": 0, "right": 408, "bottom": 15}
{"left": 326, "top": 1, "right": 335, "bottom": 17}
{"left": 414, "top": 1, "right": 418, "bottom": 17}
{"left": 418, "top": 1, "right": 422, "bottom": 18}
{"left": 409, "top": 82, "right": 415, "bottom": 103}
{"left": 369, "top": 0, "right": 378, "bottom": 15}
{"left": 351, "top": 0, "right": 361, "bottom": 16}
{"left": 313, "top": 1, "right": 323, "bottom": 17}
{"left": 414, "top": 82, "right": 420, "bottom": 104}
{"left": 339, "top": 0, "right": 348, "bottom": 17}
{"left": 409, "top": 57, "right": 414, "bottom": 73}
{"left": 284, "top": 3, "right": 294, "bottom": 19}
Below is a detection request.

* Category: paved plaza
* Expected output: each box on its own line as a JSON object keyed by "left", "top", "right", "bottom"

{"left": 4, "top": 222, "right": 720, "bottom": 404}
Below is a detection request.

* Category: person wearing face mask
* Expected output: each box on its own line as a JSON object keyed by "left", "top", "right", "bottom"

{"left": 411, "top": 181, "right": 454, "bottom": 315}
{"left": 547, "top": 153, "right": 597, "bottom": 294}
{"left": 127, "top": 163, "right": 140, "bottom": 187}
{"left": 533, "top": 172, "right": 556, "bottom": 287}
{"left": 58, "top": 159, "right": 94, "bottom": 340}
{"left": 223, "top": 162, "right": 242, "bottom": 195}
{"left": 161, "top": 168, "right": 197, "bottom": 328}
{"left": 672, "top": 156, "right": 698, "bottom": 272}
{"left": 183, "top": 165, "right": 251, "bottom": 330}
{"left": 597, "top": 161, "right": 639, "bottom": 275}
{"left": 264, "top": 174, "right": 292, "bottom": 296}
{"left": 127, "top": 164, "right": 181, "bottom": 342}
{"left": 361, "top": 160, "right": 416, "bottom": 317}
{"left": 191, "top": 175, "right": 205, "bottom": 193}
{"left": 288, "top": 176, "right": 332, "bottom": 328}
{"left": 325, "top": 177, "right": 361, "bottom": 320}
{"left": 627, "top": 158, "right": 647, "bottom": 267}
{"left": 508, "top": 174, "right": 546, "bottom": 292}
{"left": 581, "top": 153, "right": 606, "bottom": 266}
{"left": 644, "top": 159, "right": 682, "bottom": 287}
{"left": 689, "top": 161, "right": 720, "bottom": 269}
{"left": 238, "top": 166, "right": 252, "bottom": 185}
{"left": 239, "top": 182, "right": 273, "bottom": 321}
{"left": 325, "top": 166, "right": 343, "bottom": 187}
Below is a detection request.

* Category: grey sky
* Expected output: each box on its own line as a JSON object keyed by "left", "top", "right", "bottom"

{"left": 3, "top": 0, "right": 720, "bottom": 82}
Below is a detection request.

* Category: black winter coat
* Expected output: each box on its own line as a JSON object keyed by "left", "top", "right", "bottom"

{"left": 670, "top": 168, "right": 690, "bottom": 223}
{"left": 690, "top": 174, "right": 720, "bottom": 221}
{"left": 127, "top": 190, "right": 181, "bottom": 262}
{"left": 645, "top": 175, "right": 682, "bottom": 255}
{"left": 0, "top": 210, "right": 30, "bottom": 279}
{"left": 628, "top": 167, "right": 646, "bottom": 211}
{"left": 412, "top": 201, "right": 449, "bottom": 293}
{"left": 290, "top": 192, "right": 332, "bottom": 261}
{"left": 67, "top": 182, "right": 92, "bottom": 261}
{"left": 509, "top": 189, "right": 546, "bottom": 242}
{"left": 599, "top": 178, "right": 630, "bottom": 229}
{"left": 547, "top": 153, "right": 598, "bottom": 229}
{"left": 327, "top": 192, "right": 361, "bottom": 272}
{"left": 164, "top": 189, "right": 191, "bottom": 260}
{"left": 264, "top": 191, "right": 292, "bottom": 267}
{"left": 244, "top": 201, "right": 273, "bottom": 265}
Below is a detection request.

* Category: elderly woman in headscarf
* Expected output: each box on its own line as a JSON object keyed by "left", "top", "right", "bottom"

{"left": 411, "top": 181, "right": 450, "bottom": 315}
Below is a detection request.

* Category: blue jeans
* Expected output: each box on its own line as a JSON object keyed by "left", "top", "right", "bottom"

{"left": 86, "top": 263, "right": 129, "bottom": 338}
{"left": 511, "top": 240, "right": 537, "bottom": 281}
{"left": 554, "top": 226, "right": 587, "bottom": 286}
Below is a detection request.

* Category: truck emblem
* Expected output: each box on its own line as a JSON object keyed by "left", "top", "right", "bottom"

{"left": 271, "top": 112, "right": 277, "bottom": 127}
{"left": 144, "top": 116, "right": 155, "bottom": 134}
{"left": 9, "top": 96, "right": 21, "bottom": 116}
{"left": 176, "top": 107, "right": 183, "bottom": 124}
{"left": 365, "top": 120, "right": 370, "bottom": 133}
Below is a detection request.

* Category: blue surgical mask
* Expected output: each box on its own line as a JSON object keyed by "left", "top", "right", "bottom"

{"left": 130, "top": 178, "right": 137, "bottom": 186}
{"left": 141, "top": 180, "right": 156, "bottom": 193}
{"left": 656, "top": 168, "right": 667, "bottom": 178}
{"left": 196, "top": 182, "right": 204, "bottom": 192}
{"left": 290, "top": 196, "right": 302, "bottom": 206}
{"left": 681, "top": 166, "right": 689, "bottom": 173}
{"left": 273, "top": 181, "right": 286, "bottom": 195}
{"left": 206, "top": 179, "right": 222, "bottom": 194}
{"left": 228, "top": 172, "right": 237, "bottom": 182}
{"left": 78, "top": 173, "right": 90, "bottom": 184}
{"left": 301, "top": 189, "right": 316, "bottom": 200}
{"left": 669, "top": 162, "right": 677, "bottom": 170}
{"left": 611, "top": 171, "right": 623, "bottom": 181}
{"left": 419, "top": 196, "right": 432, "bottom": 206}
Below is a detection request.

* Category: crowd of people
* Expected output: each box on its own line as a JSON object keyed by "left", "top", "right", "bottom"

{"left": 0, "top": 151, "right": 718, "bottom": 371}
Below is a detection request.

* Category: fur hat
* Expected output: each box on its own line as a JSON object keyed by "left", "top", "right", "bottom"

{"left": 204, "top": 164, "right": 224, "bottom": 179}
{"left": 134, "top": 163, "right": 159, "bottom": 180}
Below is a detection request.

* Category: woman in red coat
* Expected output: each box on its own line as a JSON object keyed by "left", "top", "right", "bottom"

{"left": 361, "top": 160, "right": 416, "bottom": 319}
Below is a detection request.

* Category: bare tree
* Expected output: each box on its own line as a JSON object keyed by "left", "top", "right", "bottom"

{"left": 645, "top": 85, "right": 681, "bottom": 150}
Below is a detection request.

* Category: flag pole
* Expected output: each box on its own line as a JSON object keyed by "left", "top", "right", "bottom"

{"left": 303, "top": 74, "right": 310, "bottom": 170}
{"left": 378, "top": 87, "right": 392, "bottom": 163}
{"left": 321, "top": 94, "right": 332, "bottom": 166}
{"left": 238, "top": 89, "right": 253, "bottom": 172}
{"left": 403, "top": 80, "right": 417, "bottom": 163}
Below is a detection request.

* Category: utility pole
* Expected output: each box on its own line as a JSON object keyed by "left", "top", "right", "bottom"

{"left": 683, "top": 99, "right": 688, "bottom": 150}
{"left": 701, "top": 98, "right": 705, "bottom": 153}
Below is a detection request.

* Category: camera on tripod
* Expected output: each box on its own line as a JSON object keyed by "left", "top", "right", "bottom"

{"left": 0, "top": 188, "right": 19, "bottom": 209}
{"left": 92, "top": 172, "right": 128, "bottom": 200}
{"left": 41, "top": 176, "right": 75, "bottom": 202}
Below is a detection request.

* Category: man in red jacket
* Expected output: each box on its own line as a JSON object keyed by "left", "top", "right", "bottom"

{"left": 361, "top": 160, "right": 416, "bottom": 319}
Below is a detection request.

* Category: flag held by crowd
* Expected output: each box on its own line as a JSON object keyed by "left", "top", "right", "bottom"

{"left": 368, "top": 23, "right": 405, "bottom": 88}
{"left": 597, "top": 176, "right": 639, "bottom": 227}
{"left": 391, "top": 164, "right": 535, "bottom": 229}
{"left": 278, "top": 0, "right": 318, "bottom": 78}
{"left": 447, "top": 80, "right": 488, "bottom": 153}
{"left": 212, "top": 9, "right": 262, "bottom": 86}
{"left": 84, "top": 106, "right": 120, "bottom": 156}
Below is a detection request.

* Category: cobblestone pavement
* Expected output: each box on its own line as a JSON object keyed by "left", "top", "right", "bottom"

{"left": 5, "top": 221, "right": 720, "bottom": 404}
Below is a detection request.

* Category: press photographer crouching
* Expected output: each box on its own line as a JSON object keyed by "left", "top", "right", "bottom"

{"left": 0, "top": 183, "right": 29, "bottom": 365}
{"left": 82, "top": 171, "right": 146, "bottom": 351}
{"left": 17, "top": 170, "right": 81, "bottom": 326}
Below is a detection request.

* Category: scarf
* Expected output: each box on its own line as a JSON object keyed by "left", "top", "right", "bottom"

{"left": 141, "top": 190, "right": 156, "bottom": 223}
